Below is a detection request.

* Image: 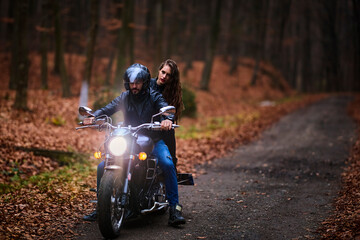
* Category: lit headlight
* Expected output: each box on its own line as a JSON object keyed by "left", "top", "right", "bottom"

{"left": 108, "top": 137, "right": 127, "bottom": 156}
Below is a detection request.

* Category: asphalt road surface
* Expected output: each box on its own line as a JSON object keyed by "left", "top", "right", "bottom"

{"left": 74, "top": 96, "right": 356, "bottom": 240}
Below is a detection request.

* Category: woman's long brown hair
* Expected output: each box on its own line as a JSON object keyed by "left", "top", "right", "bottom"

{"left": 158, "top": 59, "right": 184, "bottom": 122}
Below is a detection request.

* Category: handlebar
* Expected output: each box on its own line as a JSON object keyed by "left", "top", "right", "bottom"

{"left": 132, "top": 122, "right": 179, "bottom": 131}
{"left": 76, "top": 121, "right": 179, "bottom": 132}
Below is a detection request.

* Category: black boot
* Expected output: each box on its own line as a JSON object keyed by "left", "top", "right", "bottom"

{"left": 83, "top": 210, "right": 97, "bottom": 221}
{"left": 168, "top": 204, "right": 186, "bottom": 226}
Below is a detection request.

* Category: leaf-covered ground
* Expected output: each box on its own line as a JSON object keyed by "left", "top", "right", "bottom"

{"left": 317, "top": 95, "right": 360, "bottom": 239}
{"left": 0, "top": 55, "right": 359, "bottom": 239}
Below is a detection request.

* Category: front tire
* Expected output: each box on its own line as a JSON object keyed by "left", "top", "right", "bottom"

{"left": 97, "top": 170, "right": 125, "bottom": 239}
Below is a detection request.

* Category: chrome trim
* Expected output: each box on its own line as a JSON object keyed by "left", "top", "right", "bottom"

{"left": 140, "top": 201, "right": 169, "bottom": 214}
{"left": 105, "top": 165, "right": 122, "bottom": 170}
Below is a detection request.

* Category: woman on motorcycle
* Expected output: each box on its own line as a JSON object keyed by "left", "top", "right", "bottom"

{"left": 83, "top": 63, "right": 185, "bottom": 227}
{"left": 150, "top": 59, "right": 184, "bottom": 166}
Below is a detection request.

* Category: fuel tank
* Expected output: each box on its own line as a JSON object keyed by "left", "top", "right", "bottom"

{"left": 136, "top": 134, "right": 154, "bottom": 154}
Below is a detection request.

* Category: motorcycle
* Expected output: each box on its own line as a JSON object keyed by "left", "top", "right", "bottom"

{"left": 77, "top": 106, "right": 193, "bottom": 239}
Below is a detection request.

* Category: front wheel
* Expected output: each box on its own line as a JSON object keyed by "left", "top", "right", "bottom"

{"left": 97, "top": 170, "right": 125, "bottom": 239}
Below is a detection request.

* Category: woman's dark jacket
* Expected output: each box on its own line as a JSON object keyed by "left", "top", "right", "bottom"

{"left": 150, "top": 78, "right": 177, "bottom": 165}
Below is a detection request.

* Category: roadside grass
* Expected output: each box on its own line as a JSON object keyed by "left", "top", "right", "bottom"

{"left": 177, "top": 95, "right": 307, "bottom": 140}
{"left": 274, "top": 94, "right": 304, "bottom": 104}
{"left": 177, "top": 111, "right": 260, "bottom": 139}
{"left": 0, "top": 154, "right": 95, "bottom": 197}
{"left": 0, "top": 155, "right": 98, "bottom": 240}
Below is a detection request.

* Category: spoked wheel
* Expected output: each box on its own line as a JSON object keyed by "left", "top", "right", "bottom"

{"left": 97, "top": 171, "right": 126, "bottom": 239}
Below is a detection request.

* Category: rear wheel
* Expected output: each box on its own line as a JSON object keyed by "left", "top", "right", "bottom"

{"left": 97, "top": 170, "right": 125, "bottom": 239}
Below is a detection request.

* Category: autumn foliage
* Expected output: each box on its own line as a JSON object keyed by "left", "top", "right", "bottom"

{"left": 318, "top": 95, "right": 360, "bottom": 239}
{"left": 0, "top": 55, "right": 359, "bottom": 239}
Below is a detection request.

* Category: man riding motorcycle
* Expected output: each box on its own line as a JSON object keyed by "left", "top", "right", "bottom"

{"left": 83, "top": 63, "right": 185, "bottom": 227}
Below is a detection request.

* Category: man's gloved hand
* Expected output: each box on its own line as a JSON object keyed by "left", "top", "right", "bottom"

{"left": 83, "top": 117, "right": 95, "bottom": 125}
{"left": 160, "top": 119, "right": 172, "bottom": 131}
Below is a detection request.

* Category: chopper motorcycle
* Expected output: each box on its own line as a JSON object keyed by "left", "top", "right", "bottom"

{"left": 76, "top": 106, "right": 193, "bottom": 239}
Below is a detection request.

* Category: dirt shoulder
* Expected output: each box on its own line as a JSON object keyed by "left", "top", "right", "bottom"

{"left": 74, "top": 96, "right": 356, "bottom": 239}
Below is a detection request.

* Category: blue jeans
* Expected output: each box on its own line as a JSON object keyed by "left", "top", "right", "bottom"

{"left": 97, "top": 140, "right": 179, "bottom": 206}
{"left": 152, "top": 140, "right": 179, "bottom": 206}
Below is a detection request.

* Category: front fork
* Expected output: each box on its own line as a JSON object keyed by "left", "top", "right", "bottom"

{"left": 120, "top": 137, "right": 137, "bottom": 207}
{"left": 103, "top": 136, "right": 136, "bottom": 207}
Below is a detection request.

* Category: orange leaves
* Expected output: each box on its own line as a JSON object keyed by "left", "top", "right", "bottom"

{"left": 318, "top": 94, "right": 360, "bottom": 239}
{"left": 1, "top": 172, "right": 97, "bottom": 239}
{"left": 0, "top": 58, "right": 348, "bottom": 240}
{"left": 0, "top": 90, "right": 103, "bottom": 182}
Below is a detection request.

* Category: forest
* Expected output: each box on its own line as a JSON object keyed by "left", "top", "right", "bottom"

{"left": 1, "top": 0, "right": 359, "bottom": 109}
{"left": 1, "top": 0, "right": 360, "bottom": 239}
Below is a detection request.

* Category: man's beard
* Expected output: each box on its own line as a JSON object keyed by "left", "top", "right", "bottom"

{"left": 131, "top": 88, "right": 140, "bottom": 94}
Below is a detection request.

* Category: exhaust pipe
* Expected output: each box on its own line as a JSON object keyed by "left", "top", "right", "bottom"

{"left": 141, "top": 201, "right": 169, "bottom": 214}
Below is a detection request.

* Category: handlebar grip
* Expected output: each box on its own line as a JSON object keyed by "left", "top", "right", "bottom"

{"left": 151, "top": 124, "right": 162, "bottom": 131}
{"left": 150, "top": 124, "right": 179, "bottom": 131}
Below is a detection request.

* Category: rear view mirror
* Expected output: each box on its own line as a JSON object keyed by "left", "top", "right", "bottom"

{"left": 151, "top": 106, "right": 176, "bottom": 123}
{"left": 160, "top": 106, "right": 176, "bottom": 115}
{"left": 79, "top": 106, "right": 94, "bottom": 117}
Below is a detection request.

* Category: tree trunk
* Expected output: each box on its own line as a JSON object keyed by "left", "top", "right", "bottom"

{"left": 1, "top": 144, "right": 86, "bottom": 165}
{"left": 79, "top": 0, "right": 99, "bottom": 109}
{"left": 105, "top": 50, "right": 115, "bottom": 86}
{"left": 114, "top": 0, "right": 133, "bottom": 91}
{"left": 301, "top": 3, "right": 312, "bottom": 92}
{"left": 251, "top": 0, "right": 268, "bottom": 86}
{"left": 228, "top": 0, "right": 242, "bottom": 75}
{"left": 114, "top": 7, "right": 125, "bottom": 90}
{"left": 127, "top": 0, "right": 134, "bottom": 64}
{"left": 264, "top": 0, "right": 291, "bottom": 69}
{"left": 182, "top": 0, "right": 196, "bottom": 77}
{"left": 40, "top": 29, "right": 48, "bottom": 90}
{"left": 39, "top": 0, "right": 51, "bottom": 90}
{"left": 152, "top": 0, "right": 164, "bottom": 75}
{"left": 0, "top": 0, "right": 10, "bottom": 45}
{"left": 53, "top": 2, "right": 60, "bottom": 74}
{"left": 321, "top": 0, "right": 339, "bottom": 92}
{"left": 84, "top": 0, "right": 99, "bottom": 86}
{"left": 164, "top": 0, "right": 181, "bottom": 59}
{"left": 13, "top": 0, "right": 29, "bottom": 110}
{"left": 144, "top": 0, "right": 154, "bottom": 47}
{"left": 200, "top": 0, "right": 221, "bottom": 91}
{"left": 250, "top": 60, "right": 260, "bottom": 86}
{"left": 9, "top": 1, "right": 19, "bottom": 90}
{"left": 353, "top": 0, "right": 360, "bottom": 91}
{"left": 53, "top": 0, "right": 71, "bottom": 97}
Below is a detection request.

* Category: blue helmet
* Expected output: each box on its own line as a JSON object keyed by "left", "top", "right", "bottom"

{"left": 123, "top": 63, "right": 151, "bottom": 91}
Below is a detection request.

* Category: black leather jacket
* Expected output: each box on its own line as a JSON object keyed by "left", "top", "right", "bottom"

{"left": 93, "top": 89, "right": 172, "bottom": 141}
{"left": 150, "top": 78, "right": 164, "bottom": 93}
{"left": 149, "top": 78, "right": 178, "bottom": 164}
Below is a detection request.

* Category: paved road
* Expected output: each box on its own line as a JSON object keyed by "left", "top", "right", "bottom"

{"left": 74, "top": 96, "right": 356, "bottom": 240}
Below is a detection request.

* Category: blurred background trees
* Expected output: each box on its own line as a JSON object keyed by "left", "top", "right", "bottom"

{"left": 1, "top": 0, "right": 359, "bottom": 109}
